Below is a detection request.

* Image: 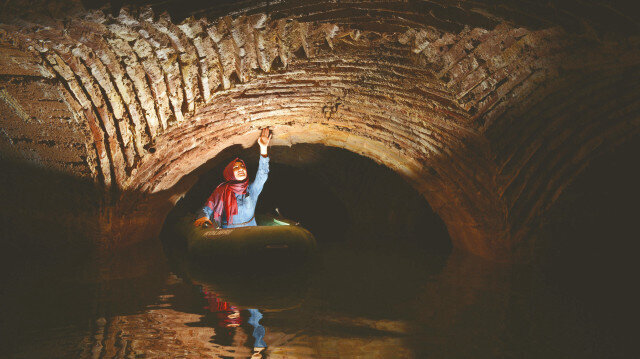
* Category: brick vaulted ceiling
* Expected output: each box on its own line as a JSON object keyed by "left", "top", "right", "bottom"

{"left": 1, "top": 0, "right": 638, "bottom": 261}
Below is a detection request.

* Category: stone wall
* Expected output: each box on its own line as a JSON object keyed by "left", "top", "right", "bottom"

{"left": 1, "top": 0, "right": 638, "bottom": 261}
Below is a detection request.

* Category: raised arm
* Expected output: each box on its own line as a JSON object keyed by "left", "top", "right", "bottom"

{"left": 249, "top": 155, "right": 270, "bottom": 197}
{"left": 249, "top": 128, "right": 271, "bottom": 197}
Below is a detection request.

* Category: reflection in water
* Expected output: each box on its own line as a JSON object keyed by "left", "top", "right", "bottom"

{"left": 203, "top": 288, "right": 242, "bottom": 327}
{"left": 202, "top": 288, "right": 268, "bottom": 354}
{"left": 1, "top": 235, "right": 634, "bottom": 358}
{"left": 247, "top": 309, "right": 267, "bottom": 354}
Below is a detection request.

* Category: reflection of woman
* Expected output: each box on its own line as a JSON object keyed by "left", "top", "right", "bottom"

{"left": 202, "top": 288, "right": 267, "bottom": 354}
{"left": 203, "top": 288, "right": 242, "bottom": 327}
{"left": 195, "top": 128, "right": 271, "bottom": 229}
{"left": 247, "top": 309, "right": 267, "bottom": 353}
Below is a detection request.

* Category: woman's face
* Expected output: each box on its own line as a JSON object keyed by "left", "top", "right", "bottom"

{"left": 232, "top": 161, "right": 247, "bottom": 180}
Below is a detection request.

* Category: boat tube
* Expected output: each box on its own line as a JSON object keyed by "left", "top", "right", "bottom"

{"left": 179, "top": 214, "right": 317, "bottom": 261}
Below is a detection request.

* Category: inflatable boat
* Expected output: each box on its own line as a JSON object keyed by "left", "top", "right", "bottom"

{"left": 179, "top": 214, "right": 317, "bottom": 261}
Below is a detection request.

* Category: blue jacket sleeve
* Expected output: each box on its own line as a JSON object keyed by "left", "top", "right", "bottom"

{"left": 196, "top": 205, "right": 213, "bottom": 220}
{"left": 249, "top": 156, "right": 269, "bottom": 199}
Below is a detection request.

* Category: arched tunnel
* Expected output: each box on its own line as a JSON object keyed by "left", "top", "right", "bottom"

{"left": 1, "top": 0, "right": 639, "bottom": 357}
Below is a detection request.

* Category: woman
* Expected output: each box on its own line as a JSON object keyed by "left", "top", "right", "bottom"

{"left": 194, "top": 128, "right": 271, "bottom": 228}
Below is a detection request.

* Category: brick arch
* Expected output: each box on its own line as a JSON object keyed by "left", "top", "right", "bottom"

{"left": 1, "top": 3, "right": 638, "bottom": 261}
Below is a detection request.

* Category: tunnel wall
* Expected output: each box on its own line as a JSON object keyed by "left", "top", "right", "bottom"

{"left": 1, "top": 1, "right": 638, "bottom": 262}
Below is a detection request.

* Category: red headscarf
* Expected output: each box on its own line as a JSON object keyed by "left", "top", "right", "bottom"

{"left": 205, "top": 158, "right": 249, "bottom": 225}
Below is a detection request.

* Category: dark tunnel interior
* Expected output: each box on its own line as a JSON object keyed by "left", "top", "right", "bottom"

{"left": 163, "top": 143, "right": 453, "bottom": 251}
{"left": 2, "top": 136, "right": 640, "bottom": 357}
{"left": 2, "top": 0, "right": 639, "bottom": 356}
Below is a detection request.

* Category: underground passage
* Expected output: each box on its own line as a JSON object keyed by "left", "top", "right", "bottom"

{"left": 1, "top": 0, "right": 639, "bottom": 357}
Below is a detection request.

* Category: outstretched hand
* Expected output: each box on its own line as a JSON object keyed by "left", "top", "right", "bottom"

{"left": 258, "top": 128, "right": 271, "bottom": 155}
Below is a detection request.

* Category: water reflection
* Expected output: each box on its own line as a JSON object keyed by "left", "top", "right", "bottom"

{"left": 1, "top": 235, "right": 634, "bottom": 358}
{"left": 200, "top": 288, "right": 267, "bottom": 355}
{"left": 247, "top": 309, "right": 267, "bottom": 356}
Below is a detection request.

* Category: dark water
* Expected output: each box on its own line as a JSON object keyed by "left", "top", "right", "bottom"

{"left": 2, "top": 230, "right": 635, "bottom": 359}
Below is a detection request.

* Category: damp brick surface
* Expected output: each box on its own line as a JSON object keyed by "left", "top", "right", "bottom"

{"left": 1, "top": 0, "right": 638, "bottom": 261}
